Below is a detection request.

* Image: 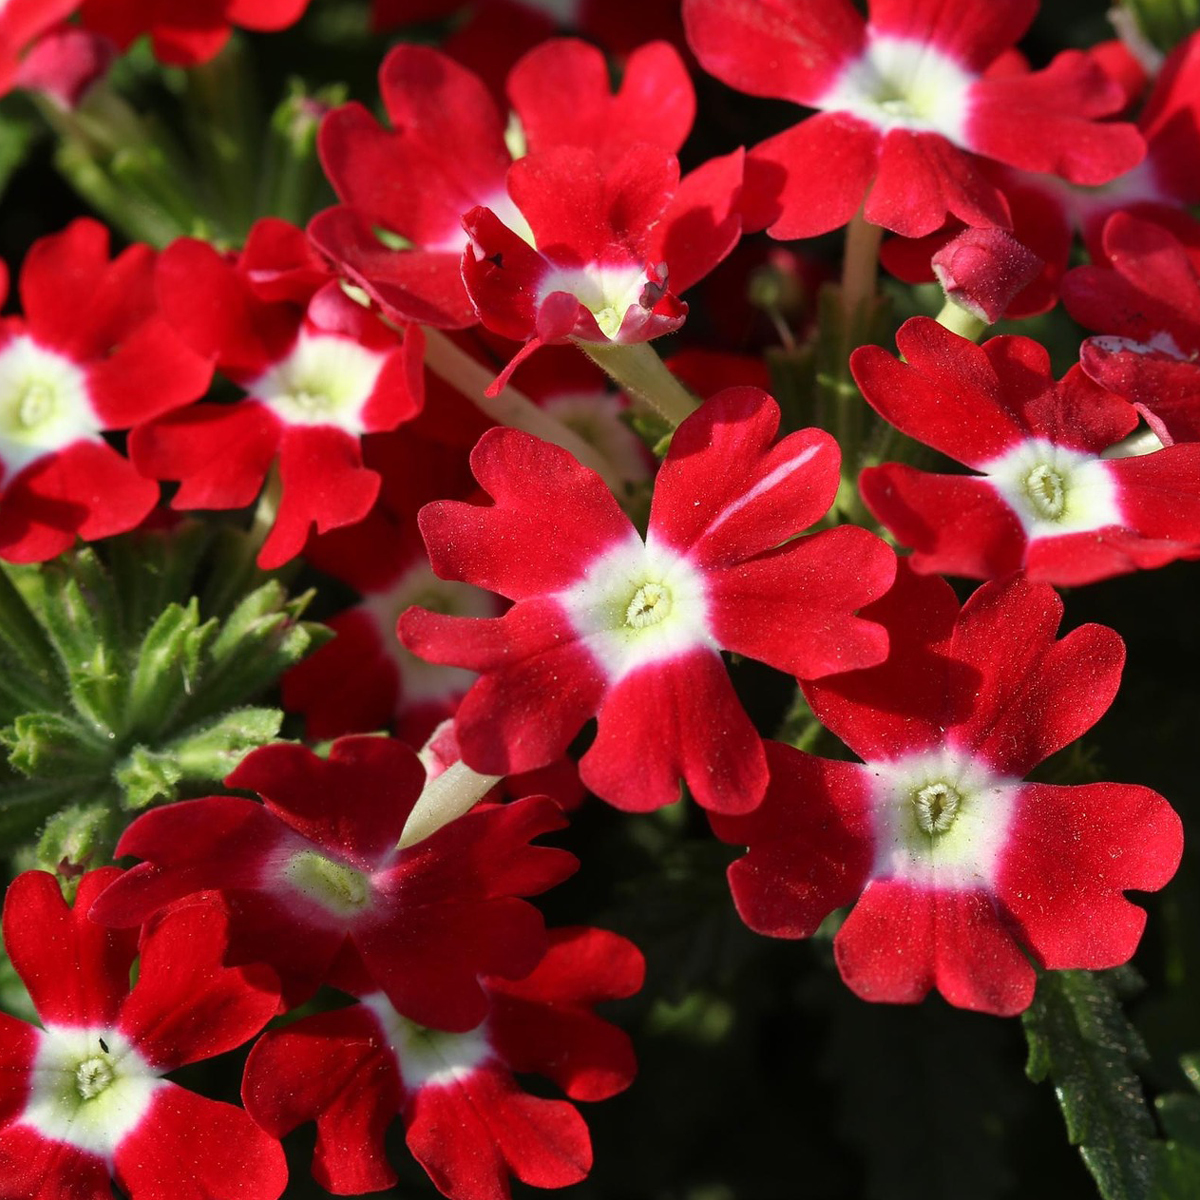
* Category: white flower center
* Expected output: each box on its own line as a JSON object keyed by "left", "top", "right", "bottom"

{"left": 866, "top": 747, "right": 1019, "bottom": 889}
{"left": 820, "top": 35, "right": 975, "bottom": 142}
{"left": 982, "top": 438, "right": 1124, "bottom": 539}
{"left": 19, "top": 1026, "right": 165, "bottom": 1160}
{"left": 251, "top": 332, "right": 387, "bottom": 433}
{"left": 542, "top": 391, "right": 651, "bottom": 491}
{"left": 361, "top": 992, "right": 491, "bottom": 1090}
{"left": 282, "top": 849, "right": 372, "bottom": 916}
{"left": 0, "top": 337, "right": 101, "bottom": 475}
{"left": 538, "top": 262, "right": 665, "bottom": 341}
{"left": 556, "top": 532, "right": 715, "bottom": 680}
{"left": 363, "top": 561, "right": 496, "bottom": 705}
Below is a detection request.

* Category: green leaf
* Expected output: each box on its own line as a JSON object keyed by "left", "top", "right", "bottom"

{"left": 124, "top": 599, "right": 218, "bottom": 739}
{"left": 1023, "top": 968, "right": 1162, "bottom": 1200}
{"left": 114, "top": 707, "right": 283, "bottom": 809}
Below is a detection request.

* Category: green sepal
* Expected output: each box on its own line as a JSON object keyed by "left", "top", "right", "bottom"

{"left": 1, "top": 713, "right": 112, "bottom": 779}
{"left": 35, "top": 800, "right": 125, "bottom": 886}
{"left": 1023, "top": 968, "right": 1162, "bottom": 1200}
{"left": 115, "top": 707, "right": 283, "bottom": 810}
{"left": 1119, "top": 0, "right": 1200, "bottom": 52}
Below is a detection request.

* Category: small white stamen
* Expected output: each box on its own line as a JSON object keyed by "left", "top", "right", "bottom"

{"left": 912, "top": 782, "right": 961, "bottom": 835}
{"left": 1022, "top": 463, "right": 1066, "bottom": 520}
{"left": 17, "top": 383, "right": 55, "bottom": 428}
{"left": 283, "top": 849, "right": 371, "bottom": 915}
{"left": 74, "top": 1055, "right": 114, "bottom": 1101}
{"left": 625, "top": 582, "right": 672, "bottom": 628}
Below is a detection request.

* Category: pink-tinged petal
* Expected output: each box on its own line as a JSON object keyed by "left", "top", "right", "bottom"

{"left": 93, "top": 797, "right": 285, "bottom": 926}
{"left": 931, "top": 227, "right": 1042, "bottom": 323}
{"left": 867, "top": 0, "right": 1036, "bottom": 70}
{"left": 947, "top": 574, "right": 1125, "bottom": 776}
{"left": 307, "top": 206, "right": 477, "bottom": 328}
{"left": 683, "top": 0, "right": 865, "bottom": 107}
{"left": 834, "top": 880, "right": 1035, "bottom": 1015}
{"left": 87, "top": 317, "right": 213, "bottom": 428}
{"left": 802, "top": 563, "right": 966, "bottom": 761}
{"left": 227, "top": 737, "right": 424, "bottom": 866}
{"left": 406, "top": 1066, "right": 591, "bottom": 1199}
{"left": 0, "top": 1014, "right": 36, "bottom": 1124}
{"left": 3, "top": 868, "right": 136, "bottom": 1028}
{"left": 461, "top": 205, "right": 551, "bottom": 342}
{"left": 113, "top": 1084, "right": 287, "bottom": 1200}
{"left": 402, "top": 601, "right": 606, "bottom": 775}
{"left": 0, "top": 441, "right": 160, "bottom": 564}
{"left": 419, "top": 426, "right": 632, "bottom": 598}
{"left": 652, "top": 148, "right": 744, "bottom": 296}
{"left": 243, "top": 1007, "right": 400, "bottom": 1195}
{"left": 859, "top": 465, "right": 1030, "bottom": 580}
{"left": 744, "top": 114, "right": 879, "bottom": 239}
{"left": 0, "top": 1124, "right": 110, "bottom": 1200}
{"left": 506, "top": 144, "right": 677, "bottom": 263}
{"left": 357, "top": 897, "right": 547, "bottom": 1032}
{"left": 14, "top": 26, "right": 116, "bottom": 110}
{"left": 117, "top": 896, "right": 278, "bottom": 1070}
{"left": 582, "top": 650, "right": 766, "bottom": 814}
{"left": 711, "top": 744, "right": 874, "bottom": 938}
{"left": 651, "top": 389, "right": 840, "bottom": 562}
{"left": 967, "top": 53, "right": 1145, "bottom": 185}
{"left": 510, "top": 39, "right": 694, "bottom": 160}
{"left": 130, "top": 402, "right": 281, "bottom": 512}
{"left": 865, "top": 130, "right": 1011, "bottom": 238}
{"left": 999, "top": 781, "right": 1182, "bottom": 969}
{"left": 155, "top": 237, "right": 295, "bottom": 374}
{"left": 487, "top": 926, "right": 642, "bottom": 1101}
{"left": 707, "top": 526, "right": 893, "bottom": 678}
{"left": 257, "top": 425, "right": 380, "bottom": 570}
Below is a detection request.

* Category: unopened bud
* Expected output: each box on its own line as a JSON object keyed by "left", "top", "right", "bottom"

{"left": 932, "top": 228, "right": 1042, "bottom": 324}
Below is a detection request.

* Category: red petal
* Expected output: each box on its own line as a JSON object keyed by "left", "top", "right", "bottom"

{"left": 3, "top": 868, "right": 136, "bottom": 1028}
{"left": 581, "top": 650, "right": 767, "bottom": 814}
{"left": 0, "top": 1124, "right": 110, "bottom": 1200}
{"left": 113, "top": 1085, "right": 287, "bottom": 1200}
{"left": 834, "top": 880, "right": 1035, "bottom": 1015}
{"left": 867, "top": 0, "right": 1036, "bottom": 70}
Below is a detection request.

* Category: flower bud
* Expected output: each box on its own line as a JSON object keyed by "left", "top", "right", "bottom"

{"left": 932, "top": 228, "right": 1042, "bottom": 324}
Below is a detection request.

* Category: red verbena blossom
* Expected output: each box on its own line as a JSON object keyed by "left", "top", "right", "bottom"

{"left": 0, "top": 870, "right": 285, "bottom": 1200}
{"left": 131, "top": 218, "right": 424, "bottom": 569}
{"left": 710, "top": 566, "right": 1183, "bottom": 1016}
{"left": 0, "top": 218, "right": 210, "bottom": 562}
{"left": 243, "top": 925, "right": 642, "bottom": 1200}
{"left": 79, "top": 0, "right": 311, "bottom": 66}
{"left": 313, "top": 39, "right": 697, "bottom": 331}
{"left": 854, "top": 317, "right": 1200, "bottom": 584}
{"left": 881, "top": 32, "right": 1200, "bottom": 316}
{"left": 683, "top": 0, "right": 1144, "bottom": 238}
{"left": 0, "top": 0, "right": 79, "bottom": 99}
{"left": 1062, "top": 212, "right": 1200, "bottom": 446}
{"left": 88, "top": 736, "right": 576, "bottom": 1031}
{"left": 401, "top": 388, "right": 895, "bottom": 815}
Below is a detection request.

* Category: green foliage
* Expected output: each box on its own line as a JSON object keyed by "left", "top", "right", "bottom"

{"left": 1023, "top": 969, "right": 1162, "bottom": 1200}
{"left": 0, "top": 523, "right": 328, "bottom": 870}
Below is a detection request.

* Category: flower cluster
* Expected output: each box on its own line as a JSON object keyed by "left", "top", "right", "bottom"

{"left": 0, "top": 1, "right": 1196, "bottom": 1198}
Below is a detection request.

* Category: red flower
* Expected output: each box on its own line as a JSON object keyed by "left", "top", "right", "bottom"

{"left": 132, "top": 219, "right": 424, "bottom": 568}
{"left": 711, "top": 567, "right": 1183, "bottom": 1016}
{"left": 1062, "top": 212, "right": 1200, "bottom": 446}
{"left": 242, "top": 925, "right": 642, "bottom": 1199}
{"left": 79, "top": 0, "right": 311, "bottom": 66}
{"left": 854, "top": 317, "right": 1200, "bottom": 584}
{"left": 0, "top": 218, "right": 210, "bottom": 562}
{"left": 312, "top": 39, "right": 705, "bottom": 334}
{"left": 684, "top": 0, "right": 1143, "bottom": 238}
{"left": 0, "top": 0, "right": 79, "bottom": 99}
{"left": 0, "top": 870, "right": 284, "bottom": 1199}
{"left": 401, "top": 388, "right": 895, "bottom": 814}
{"left": 88, "top": 736, "right": 577, "bottom": 1031}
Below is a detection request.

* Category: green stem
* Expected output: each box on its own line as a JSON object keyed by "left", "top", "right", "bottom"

{"left": 934, "top": 299, "right": 988, "bottom": 343}
{"left": 840, "top": 210, "right": 884, "bottom": 323}
{"left": 421, "top": 327, "right": 625, "bottom": 492}
{"left": 397, "top": 761, "right": 503, "bottom": 850}
{"left": 578, "top": 339, "right": 699, "bottom": 428}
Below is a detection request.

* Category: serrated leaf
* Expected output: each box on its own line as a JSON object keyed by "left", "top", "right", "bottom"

{"left": 1023, "top": 969, "right": 1162, "bottom": 1200}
